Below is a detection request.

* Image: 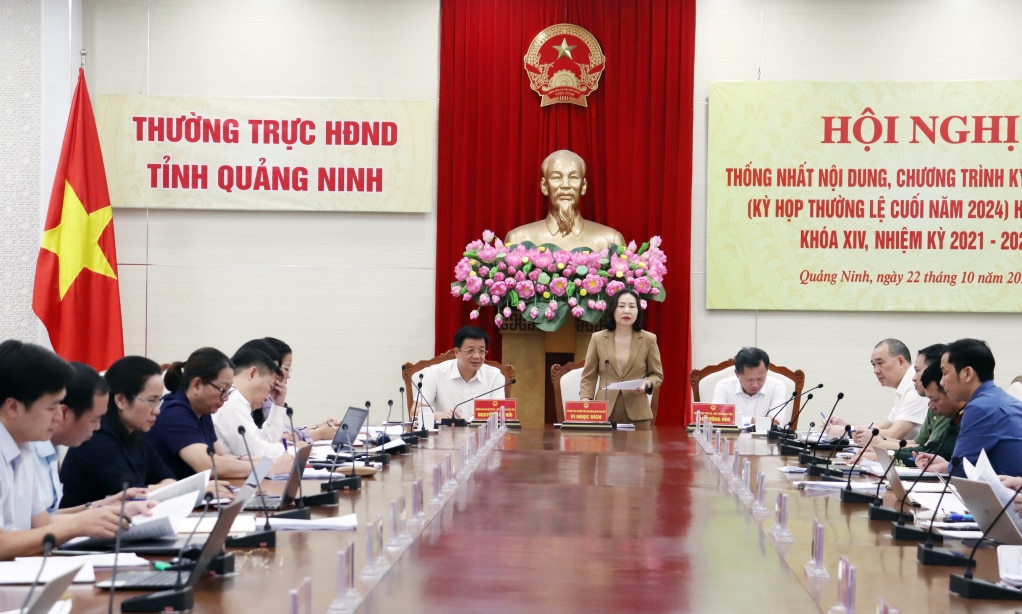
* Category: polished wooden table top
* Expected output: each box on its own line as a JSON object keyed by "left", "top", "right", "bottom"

{"left": 5, "top": 428, "right": 1021, "bottom": 612}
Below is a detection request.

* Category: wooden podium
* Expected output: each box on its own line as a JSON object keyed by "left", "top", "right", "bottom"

{"left": 500, "top": 314, "right": 600, "bottom": 427}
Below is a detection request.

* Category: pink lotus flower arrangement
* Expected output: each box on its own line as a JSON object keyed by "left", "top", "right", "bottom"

{"left": 451, "top": 230, "right": 667, "bottom": 332}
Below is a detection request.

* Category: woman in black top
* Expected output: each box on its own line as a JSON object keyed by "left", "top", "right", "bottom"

{"left": 60, "top": 356, "right": 175, "bottom": 508}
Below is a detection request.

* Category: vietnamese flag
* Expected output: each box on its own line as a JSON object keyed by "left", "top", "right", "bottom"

{"left": 33, "top": 68, "right": 124, "bottom": 371}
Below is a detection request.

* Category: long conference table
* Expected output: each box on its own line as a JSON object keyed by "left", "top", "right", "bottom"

{"left": 3, "top": 426, "right": 1022, "bottom": 612}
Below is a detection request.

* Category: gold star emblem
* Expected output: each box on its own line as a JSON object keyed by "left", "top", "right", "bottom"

{"left": 40, "top": 181, "right": 117, "bottom": 300}
{"left": 552, "top": 38, "right": 577, "bottom": 60}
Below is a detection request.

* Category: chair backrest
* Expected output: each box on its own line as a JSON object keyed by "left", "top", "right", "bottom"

{"left": 690, "top": 358, "right": 806, "bottom": 428}
{"left": 1008, "top": 376, "right": 1022, "bottom": 402}
{"left": 401, "top": 349, "right": 516, "bottom": 421}
{"left": 550, "top": 361, "right": 661, "bottom": 423}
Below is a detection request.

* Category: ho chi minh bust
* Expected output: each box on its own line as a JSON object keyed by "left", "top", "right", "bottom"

{"left": 504, "top": 150, "right": 625, "bottom": 252}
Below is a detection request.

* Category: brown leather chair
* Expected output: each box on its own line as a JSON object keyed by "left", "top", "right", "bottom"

{"left": 690, "top": 358, "right": 806, "bottom": 429}
{"left": 401, "top": 349, "right": 515, "bottom": 421}
{"left": 551, "top": 360, "right": 661, "bottom": 423}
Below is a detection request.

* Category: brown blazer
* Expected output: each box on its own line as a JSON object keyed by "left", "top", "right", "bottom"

{"left": 579, "top": 329, "right": 664, "bottom": 421}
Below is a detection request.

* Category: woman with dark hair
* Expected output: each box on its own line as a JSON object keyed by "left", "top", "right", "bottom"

{"left": 147, "top": 347, "right": 258, "bottom": 479}
{"left": 60, "top": 356, "right": 176, "bottom": 508}
{"left": 579, "top": 289, "right": 664, "bottom": 430}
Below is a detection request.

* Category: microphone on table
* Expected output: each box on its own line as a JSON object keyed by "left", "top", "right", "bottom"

{"left": 206, "top": 445, "right": 223, "bottom": 517}
{"left": 445, "top": 379, "right": 517, "bottom": 427}
{"left": 107, "top": 479, "right": 131, "bottom": 614}
{"left": 20, "top": 533, "right": 56, "bottom": 614}
{"left": 868, "top": 440, "right": 912, "bottom": 521}
{"left": 918, "top": 457, "right": 974, "bottom": 567}
{"left": 120, "top": 493, "right": 215, "bottom": 613}
{"left": 283, "top": 407, "right": 307, "bottom": 509}
{"left": 779, "top": 394, "right": 816, "bottom": 456}
{"left": 374, "top": 400, "right": 392, "bottom": 445}
{"left": 808, "top": 425, "right": 850, "bottom": 477}
{"left": 892, "top": 448, "right": 952, "bottom": 542}
{"left": 401, "top": 385, "right": 428, "bottom": 439}
{"left": 322, "top": 423, "right": 361, "bottom": 492}
{"left": 949, "top": 477, "right": 1022, "bottom": 599}
{"left": 770, "top": 383, "right": 823, "bottom": 440}
{"left": 232, "top": 425, "right": 276, "bottom": 548}
{"left": 800, "top": 392, "right": 844, "bottom": 464}
{"left": 839, "top": 428, "right": 882, "bottom": 502}
{"left": 603, "top": 360, "right": 610, "bottom": 405}
{"left": 414, "top": 380, "right": 436, "bottom": 432}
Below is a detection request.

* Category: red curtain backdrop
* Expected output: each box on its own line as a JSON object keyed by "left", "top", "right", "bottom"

{"left": 437, "top": 0, "right": 694, "bottom": 425}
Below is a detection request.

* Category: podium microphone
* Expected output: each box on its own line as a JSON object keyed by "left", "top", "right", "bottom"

{"left": 839, "top": 428, "right": 881, "bottom": 502}
{"left": 20, "top": 533, "right": 56, "bottom": 613}
{"left": 949, "top": 477, "right": 1022, "bottom": 599}
{"left": 445, "top": 380, "right": 517, "bottom": 427}
{"left": 234, "top": 426, "right": 276, "bottom": 548}
{"left": 868, "top": 441, "right": 913, "bottom": 521}
{"left": 918, "top": 457, "right": 973, "bottom": 566}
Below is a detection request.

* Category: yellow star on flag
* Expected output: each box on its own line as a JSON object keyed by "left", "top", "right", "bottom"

{"left": 552, "top": 38, "right": 577, "bottom": 60}
{"left": 40, "top": 181, "right": 117, "bottom": 300}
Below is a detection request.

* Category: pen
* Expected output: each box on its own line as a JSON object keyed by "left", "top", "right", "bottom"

{"left": 127, "top": 497, "right": 147, "bottom": 501}
{"left": 945, "top": 514, "right": 974, "bottom": 522}
{"left": 153, "top": 562, "right": 172, "bottom": 571}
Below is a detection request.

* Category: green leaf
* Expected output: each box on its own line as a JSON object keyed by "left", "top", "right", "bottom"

{"left": 509, "top": 290, "right": 520, "bottom": 307}
{"left": 522, "top": 263, "right": 533, "bottom": 274}
{"left": 575, "top": 265, "right": 589, "bottom": 277}
{"left": 537, "top": 272, "right": 551, "bottom": 285}
{"left": 566, "top": 282, "right": 576, "bottom": 297}
{"left": 534, "top": 302, "right": 569, "bottom": 332}
{"left": 636, "top": 241, "right": 649, "bottom": 255}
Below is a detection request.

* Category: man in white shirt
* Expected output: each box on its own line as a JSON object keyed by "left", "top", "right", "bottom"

{"left": 826, "top": 338, "right": 930, "bottom": 442}
{"left": 711, "top": 347, "right": 788, "bottom": 425}
{"left": 418, "top": 326, "right": 506, "bottom": 421}
{"left": 0, "top": 340, "right": 135, "bottom": 559}
{"left": 212, "top": 346, "right": 293, "bottom": 467}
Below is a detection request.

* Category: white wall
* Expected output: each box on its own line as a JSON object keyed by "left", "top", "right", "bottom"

{"left": 693, "top": 0, "right": 1022, "bottom": 427}
{"left": 82, "top": 0, "right": 440, "bottom": 424}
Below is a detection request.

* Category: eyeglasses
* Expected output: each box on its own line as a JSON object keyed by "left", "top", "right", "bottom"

{"left": 457, "top": 348, "right": 487, "bottom": 357}
{"left": 133, "top": 396, "right": 163, "bottom": 410}
{"left": 206, "top": 382, "right": 235, "bottom": 400}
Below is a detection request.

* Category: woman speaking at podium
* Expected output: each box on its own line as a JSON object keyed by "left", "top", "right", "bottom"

{"left": 579, "top": 289, "right": 664, "bottom": 430}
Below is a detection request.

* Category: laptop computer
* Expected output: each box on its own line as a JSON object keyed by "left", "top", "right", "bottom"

{"left": 330, "top": 406, "right": 369, "bottom": 454}
{"left": 244, "top": 444, "right": 313, "bottom": 511}
{"left": 950, "top": 477, "right": 1022, "bottom": 545}
{"left": 20, "top": 564, "right": 82, "bottom": 614}
{"left": 871, "top": 444, "right": 948, "bottom": 504}
{"left": 96, "top": 494, "right": 247, "bottom": 590}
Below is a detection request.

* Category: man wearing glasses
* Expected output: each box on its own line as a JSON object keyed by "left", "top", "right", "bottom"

{"left": 417, "top": 326, "right": 506, "bottom": 422}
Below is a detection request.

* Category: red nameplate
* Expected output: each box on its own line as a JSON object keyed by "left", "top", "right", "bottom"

{"left": 564, "top": 400, "right": 608, "bottom": 423}
{"left": 474, "top": 398, "right": 517, "bottom": 421}
{"left": 691, "top": 402, "right": 736, "bottom": 426}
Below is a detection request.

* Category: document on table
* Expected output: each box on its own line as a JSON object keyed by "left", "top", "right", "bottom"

{"left": 0, "top": 559, "right": 93, "bottom": 584}
{"left": 178, "top": 514, "right": 257, "bottom": 535}
{"left": 19, "top": 553, "right": 149, "bottom": 569}
{"left": 268, "top": 513, "right": 358, "bottom": 531}
{"left": 605, "top": 379, "right": 646, "bottom": 391}
{"left": 794, "top": 481, "right": 884, "bottom": 493}
{"left": 68, "top": 490, "right": 198, "bottom": 548}
{"left": 909, "top": 492, "right": 968, "bottom": 517}
{"left": 149, "top": 469, "right": 210, "bottom": 507}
